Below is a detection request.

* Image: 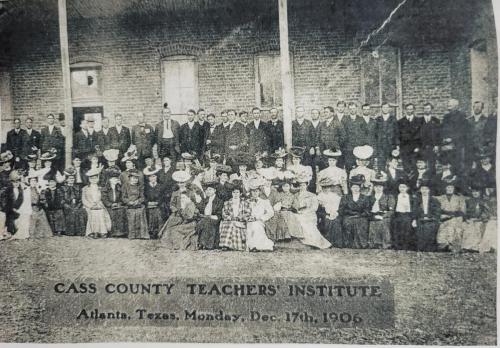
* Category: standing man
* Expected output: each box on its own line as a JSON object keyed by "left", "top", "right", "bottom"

{"left": 40, "top": 113, "right": 64, "bottom": 170}
{"left": 109, "top": 113, "right": 131, "bottom": 160}
{"left": 398, "top": 103, "right": 423, "bottom": 171}
{"left": 97, "top": 116, "right": 112, "bottom": 153}
{"left": 441, "top": 98, "right": 467, "bottom": 172}
{"left": 310, "top": 108, "right": 322, "bottom": 153}
{"left": 74, "top": 116, "right": 98, "bottom": 168}
{"left": 25, "top": 117, "right": 41, "bottom": 155}
{"left": 344, "top": 102, "right": 361, "bottom": 171}
{"left": 266, "top": 108, "right": 284, "bottom": 153}
{"left": 318, "top": 106, "right": 343, "bottom": 155}
{"left": 292, "top": 106, "right": 315, "bottom": 166}
{"left": 419, "top": 102, "right": 441, "bottom": 172}
{"left": 239, "top": 111, "right": 249, "bottom": 127}
{"left": 204, "top": 113, "right": 225, "bottom": 157}
{"left": 356, "top": 104, "right": 377, "bottom": 150}
{"left": 246, "top": 107, "right": 269, "bottom": 156}
{"left": 179, "top": 109, "right": 203, "bottom": 158}
{"left": 375, "top": 102, "right": 399, "bottom": 168}
{"left": 156, "top": 104, "right": 180, "bottom": 161}
{"left": 132, "top": 113, "right": 155, "bottom": 169}
{"left": 225, "top": 109, "right": 248, "bottom": 164}
{"left": 6, "top": 118, "right": 28, "bottom": 162}
{"left": 466, "top": 101, "right": 489, "bottom": 169}
{"left": 197, "top": 108, "right": 210, "bottom": 145}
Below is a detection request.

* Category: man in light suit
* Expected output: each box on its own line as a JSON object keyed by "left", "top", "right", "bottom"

{"left": 155, "top": 104, "right": 180, "bottom": 160}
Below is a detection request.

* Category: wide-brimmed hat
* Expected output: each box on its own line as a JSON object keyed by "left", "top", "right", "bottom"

{"left": 128, "top": 169, "right": 141, "bottom": 178}
{"left": 86, "top": 167, "right": 101, "bottom": 177}
{"left": 371, "top": 172, "right": 388, "bottom": 185}
{"left": 353, "top": 145, "right": 373, "bottom": 160}
{"left": 181, "top": 152, "right": 195, "bottom": 160}
{"left": 143, "top": 165, "right": 161, "bottom": 176}
{"left": 26, "top": 153, "right": 38, "bottom": 162}
{"left": 442, "top": 174, "right": 458, "bottom": 187}
{"left": 289, "top": 146, "right": 305, "bottom": 158}
{"left": 63, "top": 166, "right": 77, "bottom": 177}
{"left": 318, "top": 177, "right": 340, "bottom": 188}
{"left": 216, "top": 164, "right": 233, "bottom": 174}
{"left": 121, "top": 145, "right": 138, "bottom": 162}
{"left": 0, "top": 150, "right": 14, "bottom": 164}
{"left": 272, "top": 148, "right": 287, "bottom": 158}
{"left": 103, "top": 149, "right": 119, "bottom": 162}
{"left": 350, "top": 174, "right": 365, "bottom": 186}
{"left": 248, "top": 176, "right": 266, "bottom": 190}
{"left": 172, "top": 170, "right": 191, "bottom": 183}
{"left": 40, "top": 151, "right": 56, "bottom": 161}
{"left": 323, "top": 149, "right": 342, "bottom": 158}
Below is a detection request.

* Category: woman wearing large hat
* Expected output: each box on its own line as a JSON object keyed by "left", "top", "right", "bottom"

{"left": 317, "top": 176, "right": 343, "bottom": 247}
{"left": 349, "top": 145, "right": 376, "bottom": 192}
{"left": 391, "top": 176, "right": 417, "bottom": 250}
{"left": 23, "top": 171, "right": 53, "bottom": 239}
{"left": 159, "top": 171, "right": 199, "bottom": 249}
{"left": 288, "top": 147, "right": 313, "bottom": 186}
{"left": 245, "top": 177, "right": 275, "bottom": 251}
{"left": 101, "top": 167, "right": 128, "bottom": 238}
{"left": 60, "top": 166, "right": 87, "bottom": 236}
{"left": 338, "top": 174, "right": 371, "bottom": 249}
{"left": 367, "top": 172, "right": 395, "bottom": 249}
{"left": 122, "top": 169, "right": 149, "bottom": 240}
{"left": 82, "top": 167, "right": 112, "bottom": 238}
{"left": 317, "top": 149, "right": 347, "bottom": 194}
{"left": 291, "top": 172, "right": 331, "bottom": 249}
{"left": 196, "top": 180, "right": 224, "bottom": 250}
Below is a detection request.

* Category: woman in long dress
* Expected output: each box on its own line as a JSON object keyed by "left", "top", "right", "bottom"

{"left": 101, "top": 168, "right": 128, "bottom": 238}
{"left": 82, "top": 168, "right": 111, "bottom": 238}
{"left": 391, "top": 180, "right": 417, "bottom": 250}
{"left": 246, "top": 179, "right": 275, "bottom": 251}
{"left": 292, "top": 174, "right": 331, "bottom": 249}
{"left": 122, "top": 169, "right": 149, "bottom": 239}
{"left": 367, "top": 174, "right": 395, "bottom": 249}
{"left": 159, "top": 171, "right": 199, "bottom": 250}
{"left": 61, "top": 167, "right": 87, "bottom": 236}
{"left": 317, "top": 179, "right": 343, "bottom": 247}
{"left": 11, "top": 173, "right": 30, "bottom": 240}
{"left": 144, "top": 166, "right": 164, "bottom": 239}
{"left": 25, "top": 175, "right": 53, "bottom": 238}
{"left": 436, "top": 178, "right": 466, "bottom": 252}
{"left": 196, "top": 182, "right": 223, "bottom": 250}
{"left": 478, "top": 190, "right": 497, "bottom": 253}
{"left": 219, "top": 182, "right": 252, "bottom": 251}
{"left": 274, "top": 179, "right": 303, "bottom": 239}
{"left": 462, "top": 185, "right": 489, "bottom": 252}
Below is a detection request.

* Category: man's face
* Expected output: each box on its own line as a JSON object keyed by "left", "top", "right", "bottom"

{"left": 481, "top": 157, "right": 491, "bottom": 166}
{"left": 221, "top": 112, "right": 228, "bottom": 123}
{"left": 473, "top": 103, "right": 483, "bottom": 115}
{"left": 228, "top": 111, "right": 236, "bottom": 122}
{"left": 240, "top": 113, "right": 248, "bottom": 123}
{"left": 312, "top": 110, "right": 320, "bottom": 120}
{"left": 80, "top": 120, "right": 87, "bottom": 130}
{"left": 163, "top": 157, "right": 172, "bottom": 167}
{"left": 198, "top": 111, "right": 206, "bottom": 121}
{"left": 125, "top": 160, "right": 134, "bottom": 170}
{"left": 362, "top": 106, "right": 371, "bottom": 116}
{"left": 445, "top": 185, "right": 455, "bottom": 195}
{"left": 252, "top": 109, "right": 260, "bottom": 120}
{"left": 163, "top": 108, "right": 171, "bottom": 120}
{"left": 447, "top": 100, "right": 457, "bottom": 111}
{"left": 67, "top": 176, "right": 75, "bottom": 185}
{"left": 381, "top": 105, "right": 390, "bottom": 114}
{"left": 73, "top": 158, "right": 81, "bottom": 167}
{"left": 87, "top": 121, "right": 95, "bottom": 129}
{"left": 26, "top": 119, "right": 33, "bottom": 129}
{"left": 270, "top": 109, "right": 278, "bottom": 119}
{"left": 206, "top": 187, "right": 216, "bottom": 197}
{"left": 47, "top": 115, "right": 55, "bottom": 125}
{"left": 405, "top": 105, "right": 415, "bottom": 116}
{"left": 115, "top": 116, "right": 122, "bottom": 126}
{"left": 207, "top": 115, "right": 216, "bottom": 126}
{"left": 187, "top": 112, "right": 195, "bottom": 122}
{"left": 102, "top": 118, "right": 109, "bottom": 128}
{"left": 423, "top": 105, "right": 432, "bottom": 115}
{"left": 13, "top": 119, "right": 21, "bottom": 129}
{"left": 337, "top": 104, "right": 346, "bottom": 113}
{"left": 416, "top": 160, "right": 426, "bottom": 170}
{"left": 374, "top": 185, "right": 384, "bottom": 194}
{"left": 296, "top": 107, "right": 305, "bottom": 118}
{"left": 420, "top": 186, "right": 430, "bottom": 196}
{"left": 349, "top": 105, "right": 357, "bottom": 115}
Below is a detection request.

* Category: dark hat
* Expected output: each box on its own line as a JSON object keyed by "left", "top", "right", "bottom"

{"left": 107, "top": 166, "right": 122, "bottom": 178}
{"left": 289, "top": 146, "right": 305, "bottom": 158}
{"left": 349, "top": 174, "right": 365, "bottom": 186}
{"left": 63, "top": 167, "right": 77, "bottom": 177}
{"left": 419, "top": 179, "right": 432, "bottom": 188}
{"left": 442, "top": 174, "right": 458, "bottom": 187}
{"left": 40, "top": 151, "right": 56, "bottom": 161}
{"left": 143, "top": 165, "right": 161, "bottom": 176}
{"left": 202, "top": 180, "right": 219, "bottom": 189}
{"left": 371, "top": 172, "right": 388, "bottom": 185}
{"left": 216, "top": 164, "right": 233, "bottom": 175}
{"left": 128, "top": 169, "right": 141, "bottom": 178}
{"left": 478, "top": 149, "right": 493, "bottom": 159}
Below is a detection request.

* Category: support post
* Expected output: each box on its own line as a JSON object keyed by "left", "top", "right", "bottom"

{"left": 58, "top": 0, "right": 73, "bottom": 167}
{"left": 278, "top": 0, "right": 295, "bottom": 150}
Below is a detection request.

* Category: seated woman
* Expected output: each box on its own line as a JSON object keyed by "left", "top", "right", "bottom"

{"left": 414, "top": 180, "right": 441, "bottom": 252}
{"left": 61, "top": 167, "right": 88, "bottom": 236}
{"left": 292, "top": 173, "right": 331, "bottom": 249}
{"left": 462, "top": 184, "right": 489, "bottom": 252}
{"left": 196, "top": 181, "right": 224, "bottom": 250}
{"left": 246, "top": 177, "right": 275, "bottom": 252}
{"left": 122, "top": 169, "right": 149, "bottom": 240}
{"left": 478, "top": 188, "right": 497, "bottom": 253}
{"left": 339, "top": 174, "right": 371, "bottom": 249}
{"left": 274, "top": 179, "right": 303, "bottom": 240}
{"left": 317, "top": 178, "right": 343, "bottom": 247}
{"left": 159, "top": 171, "right": 199, "bottom": 250}
{"left": 316, "top": 149, "right": 347, "bottom": 194}
{"left": 368, "top": 173, "right": 395, "bottom": 249}
{"left": 101, "top": 167, "right": 128, "bottom": 238}
{"left": 391, "top": 179, "right": 417, "bottom": 250}
{"left": 219, "top": 182, "right": 251, "bottom": 251}
{"left": 82, "top": 168, "right": 111, "bottom": 238}
{"left": 436, "top": 176, "right": 466, "bottom": 252}
{"left": 287, "top": 147, "right": 313, "bottom": 184}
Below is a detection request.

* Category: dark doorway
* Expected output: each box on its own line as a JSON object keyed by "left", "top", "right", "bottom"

{"left": 73, "top": 106, "right": 104, "bottom": 133}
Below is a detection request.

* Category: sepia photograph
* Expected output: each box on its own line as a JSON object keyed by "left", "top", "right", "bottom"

{"left": 0, "top": 0, "right": 497, "bottom": 345}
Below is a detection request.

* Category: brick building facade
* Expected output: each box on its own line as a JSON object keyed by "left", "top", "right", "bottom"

{"left": 0, "top": 0, "right": 497, "bottom": 139}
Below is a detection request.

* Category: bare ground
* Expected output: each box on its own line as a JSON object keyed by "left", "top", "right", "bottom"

{"left": 0, "top": 237, "right": 496, "bottom": 345}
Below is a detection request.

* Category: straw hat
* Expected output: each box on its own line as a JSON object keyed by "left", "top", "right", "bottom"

{"left": 172, "top": 170, "right": 191, "bottom": 183}
{"left": 353, "top": 145, "right": 373, "bottom": 160}
{"left": 350, "top": 174, "right": 365, "bottom": 186}
{"left": 86, "top": 167, "right": 101, "bottom": 177}
{"left": 103, "top": 149, "right": 119, "bottom": 162}
{"left": 323, "top": 149, "right": 342, "bottom": 158}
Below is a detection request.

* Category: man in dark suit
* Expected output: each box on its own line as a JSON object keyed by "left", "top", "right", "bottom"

{"left": 292, "top": 106, "right": 315, "bottom": 165}
{"left": 109, "top": 113, "right": 131, "bottom": 158}
{"left": 132, "top": 113, "right": 155, "bottom": 169}
{"left": 465, "top": 101, "right": 489, "bottom": 169}
{"left": 441, "top": 99, "right": 467, "bottom": 172}
{"left": 24, "top": 117, "right": 41, "bottom": 154}
{"left": 398, "top": 103, "right": 423, "bottom": 171}
{"left": 246, "top": 107, "right": 269, "bottom": 156}
{"left": 225, "top": 109, "right": 248, "bottom": 165}
{"left": 356, "top": 104, "right": 377, "bottom": 149}
{"left": 179, "top": 109, "right": 203, "bottom": 158}
{"left": 318, "top": 107, "right": 344, "bottom": 153}
{"left": 6, "top": 118, "right": 28, "bottom": 161}
{"left": 376, "top": 102, "right": 399, "bottom": 168}
{"left": 419, "top": 102, "right": 441, "bottom": 172}
{"left": 74, "top": 118, "right": 95, "bottom": 168}
{"left": 266, "top": 108, "right": 284, "bottom": 153}
{"left": 197, "top": 108, "right": 210, "bottom": 144}
{"left": 196, "top": 183, "right": 224, "bottom": 250}
{"left": 344, "top": 102, "right": 361, "bottom": 171}
{"left": 40, "top": 113, "right": 64, "bottom": 170}
{"left": 96, "top": 116, "right": 112, "bottom": 152}
{"left": 204, "top": 113, "right": 225, "bottom": 157}
{"left": 156, "top": 105, "right": 180, "bottom": 160}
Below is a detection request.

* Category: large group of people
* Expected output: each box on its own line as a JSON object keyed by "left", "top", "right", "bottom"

{"left": 0, "top": 98, "right": 496, "bottom": 253}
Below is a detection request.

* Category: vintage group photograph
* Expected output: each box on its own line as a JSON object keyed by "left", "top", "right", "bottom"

{"left": 0, "top": 0, "right": 497, "bottom": 345}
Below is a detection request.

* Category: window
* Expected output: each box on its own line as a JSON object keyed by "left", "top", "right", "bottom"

{"left": 70, "top": 63, "right": 103, "bottom": 106}
{"left": 361, "top": 47, "right": 402, "bottom": 117}
{"left": 162, "top": 56, "right": 198, "bottom": 115}
{"left": 255, "top": 53, "right": 291, "bottom": 109}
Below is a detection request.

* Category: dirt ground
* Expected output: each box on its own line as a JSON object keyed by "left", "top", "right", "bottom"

{"left": 0, "top": 237, "right": 496, "bottom": 345}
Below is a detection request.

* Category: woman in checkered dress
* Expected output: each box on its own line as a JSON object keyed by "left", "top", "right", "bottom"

{"left": 219, "top": 183, "right": 251, "bottom": 251}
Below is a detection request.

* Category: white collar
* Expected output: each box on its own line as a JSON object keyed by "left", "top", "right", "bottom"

{"left": 406, "top": 115, "right": 414, "bottom": 122}
{"left": 382, "top": 113, "right": 390, "bottom": 121}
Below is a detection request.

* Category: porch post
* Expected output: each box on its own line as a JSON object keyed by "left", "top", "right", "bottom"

{"left": 58, "top": 0, "right": 73, "bottom": 167}
{"left": 278, "top": 0, "right": 295, "bottom": 150}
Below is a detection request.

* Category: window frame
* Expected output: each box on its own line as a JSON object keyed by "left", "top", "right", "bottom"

{"left": 70, "top": 62, "right": 104, "bottom": 107}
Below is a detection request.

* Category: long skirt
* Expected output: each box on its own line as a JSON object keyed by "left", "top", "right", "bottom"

{"left": 478, "top": 218, "right": 497, "bottom": 253}
{"left": 324, "top": 217, "right": 343, "bottom": 247}
{"left": 196, "top": 217, "right": 220, "bottom": 250}
{"left": 391, "top": 213, "right": 415, "bottom": 250}
{"left": 108, "top": 207, "right": 128, "bottom": 238}
{"left": 63, "top": 207, "right": 87, "bottom": 236}
{"left": 415, "top": 220, "right": 439, "bottom": 252}
{"left": 219, "top": 221, "right": 246, "bottom": 251}
{"left": 265, "top": 214, "right": 290, "bottom": 241}
{"left": 12, "top": 213, "right": 30, "bottom": 240}
{"left": 29, "top": 209, "right": 53, "bottom": 238}
{"left": 127, "top": 207, "right": 149, "bottom": 239}
{"left": 159, "top": 213, "right": 198, "bottom": 250}
{"left": 279, "top": 210, "right": 304, "bottom": 239}
{"left": 146, "top": 207, "right": 163, "bottom": 239}
{"left": 247, "top": 220, "right": 274, "bottom": 251}
{"left": 295, "top": 212, "right": 331, "bottom": 249}
{"left": 437, "top": 217, "right": 464, "bottom": 251}
{"left": 368, "top": 217, "right": 392, "bottom": 249}
{"left": 85, "top": 208, "right": 111, "bottom": 236}
{"left": 342, "top": 215, "right": 369, "bottom": 249}
{"left": 46, "top": 209, "right": 65, "bottom": 234}
{"left": 461, "top": 220, "right": 485, "bottom": 251}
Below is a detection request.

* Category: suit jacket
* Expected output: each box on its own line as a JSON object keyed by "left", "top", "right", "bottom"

{"left": 109, "top": 126, "right": 131, "bottom": 155}
{"left": 441, "top": 110, "right": 467, "bottom": 147}
{"left": 466, "top": 115, "right": 488, "bottom": 156}
{"left": 355, "top": 116, "right": 377, "bottom": 148}
{"left": 40, "top": 126, "right": 64, "bottom": 156}
{"left": 420, "top": 117, "right": 441, "bottom": 148}
{"left": 179, "top": 122, "right": 203, "bottom": 155}
{"left": 25, "top": 129, "right": 41, "bottom": 152}
{"left": 292, "top": 119, "right": 314, "bottom": 149}
{"left": 414, "top": 194, "right": 441, "bottom": 221}
{"left": 376, "top": 115, "right": 399, "bottom": 156}
{"left": 397, "top": 117, "right": 423, "bottom": 152}
{"left": 96, "top": 129, "right": 112, "bottom": 151}
{"left": 6, "top": 128, "right": 28, "bottom": 157}
{"left": 386, "top": 167, "right": 405, "bottom": 195}
{"left": 204, "top": 124, "right": 226, "bottom": 156}
{"left": 267, "top": 119, "right": 284, "bottom": 152}
{"left": 132, "top": 124, "right": 155, "bottom": 158}
{"left": 197, "top": 121, "right": 210, "bottom": 143}
{"left": 318, "top": 118, "right": 343, "bottom": 151}
{"left": 101, "top": 183, "right": 125, "bottom": 208}
{"left": 344, "top": 116, "right": 361, "bottom": 149}
{"left": 74, "top": 130, "right": 98, "bottom": 159}
{"left": 225, "top": 122, "right": 248, "bottom": 153}
{"left": 408, "top": 169, "right": 433, "bottom": 191}
{"left": 246, "top": 121, "right": 269, "bottom": 154}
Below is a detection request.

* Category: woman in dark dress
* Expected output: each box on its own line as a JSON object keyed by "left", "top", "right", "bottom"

{"left": 61, "top": 167, "right": 87, "bottom": 236}
{"left": 122, "top": 169, "right": 149, "bottom": 239}
{"left": 143, "top": 166, "right": 164, "bottom": 239}
{"left": 196, "top": 181, "right": 224, "bottom": 249}
{"left": 101, "top": 167, "right": 128, "bottom": 238}
{"left": 368, "top": 173, "right": 395, "bottom": 249}
{"left": 339, "top": 175, "right": 371, "bottom": 249}
{"left": 391, "top": 180, "right": 417, "bottom": 250}
{"left": 414, "top": 180, "right": 441, "bottom": 252}
{"left": 41, "top": 173, "right": 65, "bottom": 235}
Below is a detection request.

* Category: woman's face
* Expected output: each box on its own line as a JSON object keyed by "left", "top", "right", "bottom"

{"left": 130, "top": 176, "right": 139, "bottom": 185}
{"left": 67, "top": 176, "right": 75, "bottom": 185}
{"left": 125, "top": 161, "right": 134, "bottom": 170}
{"left": 43, "top": 161, "right": 51, "bottom": 168}
{"left": 251, "top": 189, "right": 260, "bottom": 198}
{"left": 91, "top": 157, "right": 98, "bottom": 166}
{"left": 29, "top": 178, "right": 38, "bottom": 188}
{"left": 275, "top": 158, "right": 284, "bottom": 168}
{"left": 232, "top": 189, "right": 241, "bottom": 199}
{"left": 351, "top": 184, "right": 360, "bottom": 194}
{"left": 472, "top": 190, "right": 481, "bottom": 198}
{"left": 148, "top": 175, "right": 157, "bottom": 184}
{"left": 282, "top": 183, "right": 290, "bottom": 193}
{"left": 163, "top": 158, "right": 172, "bottom": 167}
{"left": 398, "top": 184, "right": 408, "bottom": 193}
{"left": 73, "top": 158, "right": 81, "bottom": 167}
{"left": 239, "top": 165, "right": 247, "bottom": 173}
{"left": 89, "top": 175, "right": 99, "bottom": 184}
{"left": 12, "top": 180, "right": 20, "bottom": 188}
{"left": 420, "top": 186, "right": 430, "bottom": 196}
{"left": 328, "top": 158, "right": 337, "bottom": 167}
{"left": 145, "top": 158, "right": 153, "bottom": 167}
{"left": 445, "top": 185, "right": 455, "bottom": 195}
{"left": 255, "top": 160, "right": 263, "bottom": 169}
{"left": 373, "top": 185, "right": 384, "bottom": 194}
{"left": 48, "top": 180, "right": 57, "bottom": 188}
{"left": 28, "top": 161, "right": 36, "bottom": 168}
{"left": 292, "top": 157, "right": 300, "bottom": 165}
{"left": 219, "top": 173, "right": 228, "bottom": 183}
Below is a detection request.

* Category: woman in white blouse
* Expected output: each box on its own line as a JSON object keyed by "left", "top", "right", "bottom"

{"left": 390, "top": 180, "right": 416, "bottom": 250}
